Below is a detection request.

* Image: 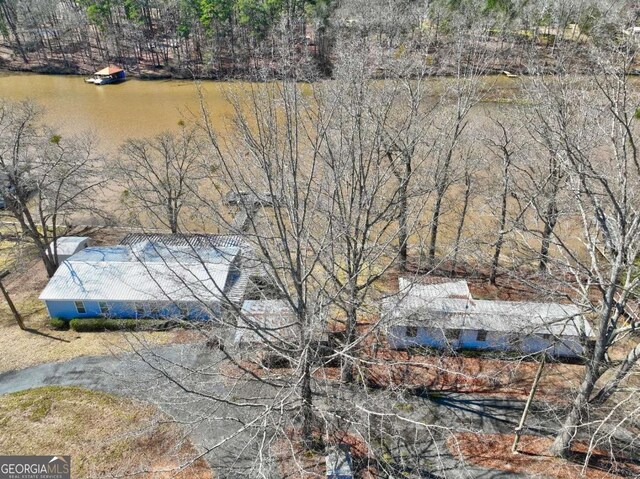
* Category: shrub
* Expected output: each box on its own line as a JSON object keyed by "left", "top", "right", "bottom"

{"left": 49, "top": 317, "right": 69, "bottom": 331}
{"left": 69, "top": 318, "right": 169, "bottom": 332}
{"left": 70, "top": 318, "right": 108, "bottom": 332}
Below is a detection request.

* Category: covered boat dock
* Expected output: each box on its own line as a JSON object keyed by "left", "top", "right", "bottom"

{"left": 85, "top": 66, "right": 126, "bottom": 85}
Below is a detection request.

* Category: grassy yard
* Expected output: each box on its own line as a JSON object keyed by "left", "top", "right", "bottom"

{"left": 0, "top": 249, "right": 189, "bottom": 374}
{"left": 0, "top": 386, "right": 212, "bottom": 478}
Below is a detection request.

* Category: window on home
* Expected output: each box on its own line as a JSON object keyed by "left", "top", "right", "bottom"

{"left": 476, "top": 330, "right": 488, "bottom": 342}
{"left": 135, "top": 304, "right": 145, "bottom": 318}
{"left": 543, "top": 333, "right": 553, "bottom": 341}
{"left": 406, "top": 326, "right": 418, "bottom": 338}
{"left": 445, "top": 329, "right": 461, "bottom": 340}
{"left": 508, "top": 334, "right": 521, "bottom": 348}
{"left": 74, "top": 301, "right": 86, "bottom": 314}
{"left": 99, "top": 302, "right": 109, "bottom": 315}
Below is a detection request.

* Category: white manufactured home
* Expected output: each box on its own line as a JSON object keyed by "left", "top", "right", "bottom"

{"left": 383, "top": 278, "right": 594, "bottom": 358}
{"left": 39, "top": 235, "right": 250, "bottom": 320}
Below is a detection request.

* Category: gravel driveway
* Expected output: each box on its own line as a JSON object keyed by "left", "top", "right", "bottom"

{"left": 0, "top": 343, "right": 547, "bottom": 478}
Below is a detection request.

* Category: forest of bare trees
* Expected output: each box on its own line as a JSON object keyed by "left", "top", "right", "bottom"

{"left": 2, "top": 0, "right": 639, "bottom": 78}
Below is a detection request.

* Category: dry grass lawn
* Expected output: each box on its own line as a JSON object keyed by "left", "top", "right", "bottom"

{"left": 0, "top": 253, "right": 187, "bottom": 374}
{"left": 0, "top": 386, "right": 212, "bottom": 478}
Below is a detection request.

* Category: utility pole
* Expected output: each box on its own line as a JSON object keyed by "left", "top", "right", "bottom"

{"left": 0, "top": 269, "right": 25, "bottom": 330}
{"left": 512, "top": 352, "right": 546, "bottom": 453}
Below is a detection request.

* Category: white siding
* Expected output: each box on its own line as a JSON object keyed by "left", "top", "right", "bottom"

{"left": 389, "top": 325, "right": 586, "bottom": 358}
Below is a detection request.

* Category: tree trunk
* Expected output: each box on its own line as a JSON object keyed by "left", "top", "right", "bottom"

{"left": 512, "top": 354, "right": 545, "bottom": 453}
{"left": 168, "top": 196, "right": 178, "bottom": 234}
{"left": 451, "top": 171, "right": 471, "bottom": 273}
{"left": 490, "top": 139, "right": 511, "bottom": 285}
{"left": 550, "top": 363, "right": 597, "bottom": 457}
{"left": 550, "top": 282, "right": 614, "bottom": 457}
{"left": 428, "top": 144, "right": 455, "bottom": 266}
{"left": 397, "top": 158, "right": 411, "bottom": 270}
{"left": 12, "top": 207, "right": 57, "bottom": 278}
{"left": 428, "top": 186, "right": 446, "bottom": 266}
{"left": 590, "top": 343, "right": 640, "bottom": 405}
{"left": 490, "top": 176, "right": 509, "bottom": 285}
{"left": 341, "top": 300, "right": 357, "bottom": 383}
{"left": 538, "top": 202, "right": 558, "bottom": 273}
{"left": 0, "top": 274, "right": 25, "bottom": 330}
{"left": 300, "top": 346, "right": 314, "bottom": 448}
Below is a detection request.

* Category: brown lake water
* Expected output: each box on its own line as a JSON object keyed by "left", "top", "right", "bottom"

{"left": 0, "top": 72, "right": 526, "bottom": 149}
{"left": 0, "top": 72, "right": 587, "bottom": 256}
{"left": 0, "top": 72, "right": 245, "bottom": 149}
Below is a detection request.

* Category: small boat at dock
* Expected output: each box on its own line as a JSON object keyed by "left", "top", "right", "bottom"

{"left": 85, "top": 66, "right": 126, "bottom": 85}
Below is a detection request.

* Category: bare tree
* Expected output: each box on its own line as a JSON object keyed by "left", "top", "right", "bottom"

{"left": 486, "top": 118, "right": 518, "bottom": 285}
{"left": 522, "top": 61, "right": 640, "bottom": 458}
{"left": 0, "top": 100, "right": 103, "bottom": 277}
{"left": 450, "top": 152, "right": 474, "bottom": 273}
{"left": 513, "top": 85, "right": 573, "bottom": 274}
{"left": 115, "top": 124, "right": 206, "bottom": 233}
{"left": 375, "top": 69, "right": 440, "bottom": 272}
{"left": 426, "top": 27, "right": 492, "bottom": 266}
{"left": 196, "top": 77, "right": 333, "bottom": 448}
{"left": 313, "top": 40, "right": 426, "bottom": 382}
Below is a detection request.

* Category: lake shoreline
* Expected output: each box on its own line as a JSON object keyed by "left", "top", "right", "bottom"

{"left": 0, "top": 61, "right": 532, "bottom": 82}
{"left": 0, "top": 65, "right": 534, "bottom": 86}
{"left": 0, "top": 64, "right": 191, "bottom": 81}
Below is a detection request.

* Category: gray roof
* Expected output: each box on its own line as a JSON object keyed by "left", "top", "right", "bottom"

{"left": 47, "top": 236, "right": 89, "bottom": 256}
{"left": 120, "top": 233, "right": 245, "bottom": 249}
{"left": 234, "top": 300, "right": 299, "bottom": 346}
{"left": 39, "top": 240, "right": 240, "bottom": 304}
{"left": 383, "top": 280, "right": 593, "bottom": 338}
{"left": 121, "top": 233, "right": 266, "bottom": 304}
{"left": 398, "top": 277, "right": 471, "bottom": 300}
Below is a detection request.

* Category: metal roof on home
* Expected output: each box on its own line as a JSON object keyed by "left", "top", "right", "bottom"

{"left": 47, "top": 236, "right": 89, "bottom": 256}
{"left": 65, "top": 243, "right": 238, "bottom": 265}
{"left": 120, "top": 233, "right": 245, "bottom": 249}
{"left": 398, "top": 277, "right": 471, "bottom": 300}
{"left": 39, "top": 241, "right": 240, "bottom": 304}
{"left": 383, "top": 279, "right": 593, "bottom": 338}
{"left": 121, "top": 234, "right": 261, "bottom": 303}
{"left": 234, "top": 300, "right": 299, "bottom": 345}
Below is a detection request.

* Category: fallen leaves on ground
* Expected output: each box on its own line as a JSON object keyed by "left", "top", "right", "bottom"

{"left": 447, "top": 433, "right": 640, "bottom": 479}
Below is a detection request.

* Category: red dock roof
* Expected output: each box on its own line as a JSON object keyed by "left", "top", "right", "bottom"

{"left": 94, "top": 66, "right": 124, "bottom": 75}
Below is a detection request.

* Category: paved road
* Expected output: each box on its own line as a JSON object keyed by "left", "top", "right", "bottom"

{"left": 0, "top": 344, "right": 543, "bottom": 478}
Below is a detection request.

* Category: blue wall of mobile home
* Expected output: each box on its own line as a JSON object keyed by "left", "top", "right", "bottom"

{"left": 44, "top": 300, "right": 217, "bottom": 320}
